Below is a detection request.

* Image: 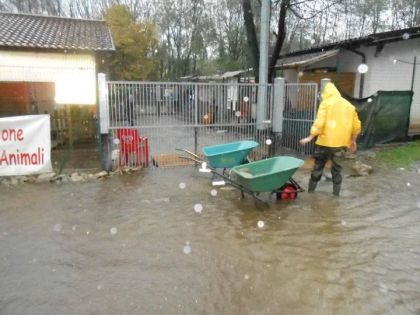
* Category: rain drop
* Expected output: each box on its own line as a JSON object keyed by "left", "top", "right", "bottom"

{"left": 179, "top": 182, "right": 186, "bottom": 189}
{"left": 183, "top": 245, "right": 191, "bottom": 255}
{"left": 110, "top": 227, "right": 118, "bottom": 235}
{"left": 357, "top": 64, "right": 368, "bottom": 74}
{"left": 97, "top": 285, "right": 102, "bottom": 290}
{"left": 341, "top": 220, "right": 347, "bottom": 226}
{"left": 393, "top": 59, "right": 397, "bottom": 64}
{"left": 407, "top": 182, "right": 411, "bottom": 187}
{"left": 244, "top": 274, "right": 250, "bottom": 280}
{"left": 53, "top": 224, "right": 62, "bottom": 232}
{"left": 194, "top": 203, "right": 203, "bottom": 214}
{"left": 402, "top": 33, "right": 410, "bottom": 40}
{"left": 265, "top": 139, "right": 272, "bottom": 145}
{"left": 243, "top": 96, "right": 249, "bottom": 102}
{"left": 32, "top": 258, "right": 37, "bottom": 263}
{"left": 113, "top": 138, "right": 120, "bottom": 145}
{"left": 399, "top": 167, "right": 405, "bottom": 171}
{"left": 72, "top": 225, "right": 77, "bottom": 231}
{"left": 86, "top": 231, "right": 90, "bottom": 235}
{"left": 417, "top": 202, "right": 420, "bottom": 209}
{"left": 210, "top": 189, "right": 218, "bottom": 197}
{"left": 310, "top": 39, "right": 316, "bottom": 44}
{"left": 257, "top": 220, "right": 265, "bottom": 228}
{"left": 235, "top": 111, "right": 241, "bottom": 117}
{"left": 298, "top": 71, "right": 304, "bottom": 77}
{"left": 367, "top": 98, "right": 372, "bottom": 103}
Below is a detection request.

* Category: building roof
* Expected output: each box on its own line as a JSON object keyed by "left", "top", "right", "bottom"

{"left": 276, "top": 50, "right": 339, "bottom": 69}
{"left": 277, "top": 25, "right": 420, "bottom": 63}
{"left": 0, "top": 12, "right": 115, "bottom": 52}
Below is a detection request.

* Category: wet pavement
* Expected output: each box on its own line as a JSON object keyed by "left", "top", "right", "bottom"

{"left": 1, "top": 163, "right": 420, "bottom": 315}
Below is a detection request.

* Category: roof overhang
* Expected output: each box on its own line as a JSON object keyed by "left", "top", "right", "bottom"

{"left": 276, "top": 49, "right": 339, "bottom": 69}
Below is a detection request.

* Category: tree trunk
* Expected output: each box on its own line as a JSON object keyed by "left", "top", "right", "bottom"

{"left": 242, "top": 0, "right": 260, "bottom": 82}
{"left": 268, "top": 0, "right": 289, "bottom": 83}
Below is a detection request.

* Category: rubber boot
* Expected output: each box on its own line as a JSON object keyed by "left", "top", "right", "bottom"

{"left": 333, "top": 183, "right": 341, "bottom": 196}
{"left": 308, "top": 179, "right": 318, "bottom": 193}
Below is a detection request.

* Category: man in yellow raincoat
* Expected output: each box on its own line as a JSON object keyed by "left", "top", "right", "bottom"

{"left": 300, "top": 82, "right": 361, "bottom": 196}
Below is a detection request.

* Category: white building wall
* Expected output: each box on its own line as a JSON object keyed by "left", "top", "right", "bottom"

{"left": 302, "top": 39, "right": 420, "bottom": 134}
{"left": 0, "top": 51, "right": 97, "bottom": 105}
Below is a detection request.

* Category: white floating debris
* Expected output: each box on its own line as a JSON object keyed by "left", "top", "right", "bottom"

{"left": 86, "top": 231, "right": 90, "bottom": 235}
{"left": 183, "top": 245, "right": 191, "bottom": 255}
{"left": 341, "top": 220, "right": 347, "bottom": 226}
{"left": 298, "top": 71, "right": 304, "bottom": 77}
{"left": 212, "top": 180, "right": 225, "bottom": 186}
{"left": 235, "top": 111, "right": 241, "bottom": 117}
{"left": 402, "top": 33, "right": 410, "bottom": 40}
{"left": 216, "top": 130, "right": 227, "bottom": 134}
{"left": 53, "top": 224, "right": 62, "bottom": 232}
{"left": 110, "top": 227, "right": 118, "bottom": 235}
{"left": 179, "top": 182, "right": 186, "bottom": 189}
{"left": 399, "top": 167, "right": 405, "bottom": 171}
{"left": 357, "top": 64, "right": 369, "bottom": 74}
{"left": 194, "top": 203, "right": 203, "bottom": 214}
{"left": 407, "top": 182, "right": 411, "bottom": 187}
{"left": 257, "top": 220, "right": 265, "bottom": 228}
{"left": 199, "top": 162, "right": 211, "bottom": 173}
{"left": 210, "top": 189, "right": 218, "bottom": 197}
{"left": 244, "top": 274, "right": 250, "bottom": 280}
{"left": 113, "top": 138, "right": 120, "bottom": 145}
{"left": 243, "top": 96, "right": 249, "bottom": 102}
{"left": 262, "top": 120, "right": 271, "bottom": 124}
{"left": 367, "top": 98, "right": 372, "bottom": 103}
{"left": 97, "top": 284, "right": 102, "bottom": 290}
{"left": 72, "top": 225, "right": 77, "bottom": 231}
{"left": 265, "top": 139, "right": 272, "bottom": 145}
{"left": 393, "top": 59, "right": 397, "bottom": 64}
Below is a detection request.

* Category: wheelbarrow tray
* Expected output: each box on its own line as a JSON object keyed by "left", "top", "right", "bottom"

{"left": 202, "top": 140, "right": 259, "bottom": 169}
{"left": 231, "top": 156, "right": 304, "bottom": 192}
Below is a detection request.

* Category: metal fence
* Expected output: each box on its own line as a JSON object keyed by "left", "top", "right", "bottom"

{"left": 99, "top": 77, "right": 318, "bottom": 170}
{"left": 281, "top": 83, "right": 318, "bottom": 154}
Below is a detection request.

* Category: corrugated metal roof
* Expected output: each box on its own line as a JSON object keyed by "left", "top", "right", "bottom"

{"left": 220, "top": 68, "right": 253, "bottom": 78}
{"left": 279, "top": 26, "right": 420, "bottom": 59}
{"left": 0, "top": 12, "right": 115, "bottom": 52}
{"left": 276, "top": 50, "right": 339, "bottom": 69}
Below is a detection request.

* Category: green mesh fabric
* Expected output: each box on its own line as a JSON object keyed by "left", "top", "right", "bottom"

{"left": 341, "top": 90, "right": 413, "bottom": 150}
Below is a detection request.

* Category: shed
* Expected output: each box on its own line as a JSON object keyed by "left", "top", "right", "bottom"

{"left": 276, "top": 26, "right": 420, "bottom": 135}
{"left": 0, "top": 12, "right": 115, "bottom": 117}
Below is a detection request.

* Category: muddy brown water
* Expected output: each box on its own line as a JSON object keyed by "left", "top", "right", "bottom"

{"left": 0, "top": 164, "right": 420, "bottom": 315}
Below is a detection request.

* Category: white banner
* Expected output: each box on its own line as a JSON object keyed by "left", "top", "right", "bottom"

{"left": 0, "top": 115, "right": 52, "bottom": 176}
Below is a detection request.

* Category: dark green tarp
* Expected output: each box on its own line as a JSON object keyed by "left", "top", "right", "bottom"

{"left": 341, "top": 90, "right": 413, "bottom": 150}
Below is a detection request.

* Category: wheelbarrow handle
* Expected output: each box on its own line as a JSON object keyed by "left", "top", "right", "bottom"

{"left": 175, "top": 148, "right": 201, "bottom": 160}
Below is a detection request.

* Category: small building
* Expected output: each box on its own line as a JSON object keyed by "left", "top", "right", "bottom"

{"left": 0, "top": 12, "right": 115, "bottom": 117}
{"left": 276, "top": 26, "right": 420, "bottom": 135}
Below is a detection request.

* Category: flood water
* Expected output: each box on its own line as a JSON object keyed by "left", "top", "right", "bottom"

{"left": 1, "top": 164, "right": 420, "bottom": 315}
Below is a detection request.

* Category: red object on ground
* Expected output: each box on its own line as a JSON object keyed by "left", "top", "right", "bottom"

{"left": 279, "top": 184, "right": 298, "bottom": 200}
{"left": 116, "top": 128, "right": 149, "bottom": 167}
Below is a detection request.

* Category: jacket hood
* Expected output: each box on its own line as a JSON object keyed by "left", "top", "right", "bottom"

{"left": 322, "top": 82, "right": 341, "bottom": 101}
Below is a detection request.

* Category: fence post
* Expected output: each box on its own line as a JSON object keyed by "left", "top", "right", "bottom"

{"left": 98, "top": 73, "right": 109, "bottom": 134}
{"left": 320, "top": 78, "right": 331, "bottom": 95}
{"left": 272, "top": 77, "right": 285, "bottom": 133}
{"left": 271, "top": 77, "right": 285, "bottom": 156}
{"left": 194, "top": 83, "right": 198, "bottom": 155}
{"left": 97, "top": 73, "right": 111, "bottom": 171}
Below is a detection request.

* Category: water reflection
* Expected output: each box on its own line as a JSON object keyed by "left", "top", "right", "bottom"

{"left": 0, "top": 165, "right": 419, "bottom": 314}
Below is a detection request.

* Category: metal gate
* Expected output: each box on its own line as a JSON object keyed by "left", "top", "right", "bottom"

{"left": 97, "top": 75, "right": 318, "bottom": 170}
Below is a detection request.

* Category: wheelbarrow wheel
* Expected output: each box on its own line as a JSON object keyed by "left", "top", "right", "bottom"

{"left": 276, "top": 183, "right": 298, "bottom": 201}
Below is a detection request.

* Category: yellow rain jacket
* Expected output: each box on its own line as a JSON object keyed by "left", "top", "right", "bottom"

{"left": 310, "top": 83, "right": 361, "bottom": 148}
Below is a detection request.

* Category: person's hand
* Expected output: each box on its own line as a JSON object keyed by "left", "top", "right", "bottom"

{"left": 349, "top": 141, "right": 357, "bottom": 153}
{"left": 299, "top": 136, "right": 313, "bottom": 145}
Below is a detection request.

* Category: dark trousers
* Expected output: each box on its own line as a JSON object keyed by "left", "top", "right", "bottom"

{"left": 311, "top": 145, "right": 344, "bottom": 186}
